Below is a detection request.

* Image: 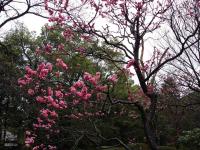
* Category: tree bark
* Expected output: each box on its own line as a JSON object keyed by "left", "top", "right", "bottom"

{"left": 137, "top": 96, "right": 158, "bottom": 150}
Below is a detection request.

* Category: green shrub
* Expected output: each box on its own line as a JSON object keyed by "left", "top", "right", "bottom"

{"left": 178, "top": 128, "right": 200, "bottom": 150}
{"left": 101, "top": 144, "right": 177, "bottom": 150}
{"left": 158, "top": 146, "right": 176, "bottom": 150}
{"left": 129, "top": 143, "right": 149, "bottom": 150}
{"left": 100, "top": 146, "right": 125, "bottom": 150}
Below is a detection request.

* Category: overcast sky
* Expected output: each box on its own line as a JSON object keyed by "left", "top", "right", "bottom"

{"left": 19, "top": 14, "right": 47, "bottom": 33}
{"left": 0, "top": 14, "right": 47, "bottom": 37}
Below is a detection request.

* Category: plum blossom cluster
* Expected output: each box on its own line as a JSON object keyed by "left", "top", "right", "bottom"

{"left": 70, "top": 81, "right": 92, "bottom": 101}
{"left": 25, "top": 131, "right": 35, "bottom": 147}
{"left": 45, "top": 43, "right": 53, "bottom": 54}
{"left": 19, "top": 62, "right": 68, "bottom": 149}
{"left": 56, "top": 58, "right": 68, "bottom": 70}
{"left": 25, "top": 123, "right": 59, "bottom": 150}
{"left": 33, "top": 109, "right": 58, "bottom": 130}
{"left": 18, "top": 63, "right": 52, "bottom": 87}
{"left": 19, "top": 59, "right": 112, "bottom": 149}
{"left": 69, "top": 72, "right": 109, "bottom": 102}
{"left": 63, "top": 28, "right": 74, "bottom": 40}
{"left": 25, "top": 131, "right": 56, "bottom": 150}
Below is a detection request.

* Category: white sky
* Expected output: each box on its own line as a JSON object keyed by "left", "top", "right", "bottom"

{"left": 0, "top": 7, "right": 163, "bottom": 85}
{"left": 0, "top": 14, "right": 47, "bottom": 37}
{"left": 19, "top": 14, "right": 47, "bottom": 34}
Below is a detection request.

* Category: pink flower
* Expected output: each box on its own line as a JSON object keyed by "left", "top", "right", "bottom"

{"left": 70, "top": 86, "right": 77, "bottom": 94}
{"left": 25, "top": 66, "right": 37, "bottom": 76}
{"left": 47, "top": 96, "right": 54, "bottom": 103}
{"left": 73, "top": 99, "right": 79, "bottom": 105}
{"left": 48, "top": 9, "right": 54, "bottom": 15}
{"left": 58, "top": 43, "right": 65, "bottom": 51}
{"left": 55, "top": 90, "right": 63, "bottom": 98}
{"left": 36, "top": 96, "right": 46, "bottom": 103}
{"left": 52, "top": 102, "right": 60, "bottom": 109}
{"left": 41, "top": 109, "right": 49, "bottom": 118}
{"left": 83, "top": 72, "right": 97, "bottom": 85}
{"left": 81, "top": 86, "right": 88, "bottom": 95}
{"left": 46, "top": 63, "right": 53, "bottom": 72}
{"left": 37, "top": 63, "right": 46, "bottom": 71}
{"left": 24, "top": 75, "right": 32, "bottom": 84}
{"left": 50, "top": 111, "right": 58, "bottom": 118}
{"left": 56, "top": 58, "right": 68, "bottom": 70}
{"left": 33, "top": 123, "right": 39, "bottom": 128}
{"left": 45, "top": 43, "right": 53, "bottom": 53}
{"left": 95, "top": 72, "right": 101, "bottom": 81}
{"left": 89, "top": 77, "right": 97, "bottom": 85}
{"left": 76, "top": 91, "right": 83, "bottom": 97}
{"left": 25, "top": 137, "right": 35, "bottom": 145}
{"left": 108, "top": 74, "right": 118, "bottom": 83}
{"left": 96, "top": 85, "right": 108, "bottom": 91}
{"left": 126, "top": 59, "right": 135, "bottom": 68}
{"left": 64, "top": 93, "right": 70, "bottom": 97}
{"left": 59, "top": 100, "right": 67, "bottom": 108}
{"left": 47, "top": 87, "right": 53, "bottom": 96}
{"left": 73, "top": 81, "right": 84, "bottom": 88}
{"left": 136, "top": 2, "right": 143, "bottom": 10}
{"left": 55, "top": 71, "right": 60, "bottom": 78}
{"left": 28, "top": 89, "right": 35, "bottom": 96}
{"left": 38, "top": 68, "right": 49, "bottom": 79}
{"left": 47, "top": 119, "right": 55, "bottom": 124}
{"left": 18, "top": 78, "right": 26, "bottom": 86}
{"left": 25, "top": 131, "right": 31, "bottom": 136}
{"left": 83, "top": 72, "right": 92, "bottom": 81}
{"left": 63, "top": 28, "right": 74, "bottom": 39}
{"left": 33, "top": 146, "right": 39, "bottom": 150}
{"left": 37, "top": 117, "right": 43, "bottom": 123}
{"left": 82, "top": 93, "right": 91, "bottom": 101}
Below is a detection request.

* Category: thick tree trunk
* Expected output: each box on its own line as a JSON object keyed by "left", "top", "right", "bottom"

{"left": 146, "top": 96, "right": 159, "bottom": 150}
{"left": 144, "top": 119, "right": 158, "bottom": 150}
{"left": 138, "top": 95, "right": 159, "bottom": 150}
{"left": 0, "top": 99, "right": 2, "bottom": 146}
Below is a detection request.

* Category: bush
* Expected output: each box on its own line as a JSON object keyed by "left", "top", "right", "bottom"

{"left": 178, "top": 128, "right": 200, "bottom": 150}
{"left": 158, "top": 146, "right": 176, "bottom": 150}
{"left": 129, "top": 143, "right": 149, "bottom": 150}
{"left": 101, "top": 144, "right": 178, "bottom": 150}
{"left": 100, "top": 146, "right": 125, "bottom": 150}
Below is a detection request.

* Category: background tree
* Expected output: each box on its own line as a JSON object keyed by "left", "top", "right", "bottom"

{"left": 0, "top": 24, "right": 39, "bottom": 148}
{"left": 161, "top": 0, "right": 200, "bottom": 93}
{"left": 17, "top": 23, "right": 144, "bottom": 150}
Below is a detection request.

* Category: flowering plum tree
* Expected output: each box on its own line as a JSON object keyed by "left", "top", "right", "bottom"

{"left": 18, "top": 24, "right": 130, "bottom": 149}
{"left": 19, "top": 0, "right": 200, "bottom": 150}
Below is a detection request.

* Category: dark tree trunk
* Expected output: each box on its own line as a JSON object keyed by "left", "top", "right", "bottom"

{"left": 143, "top": 119, "right": 158, "bottom": 150}
{"left": 137, "top": 94, "right": 159, "bottom": 150}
